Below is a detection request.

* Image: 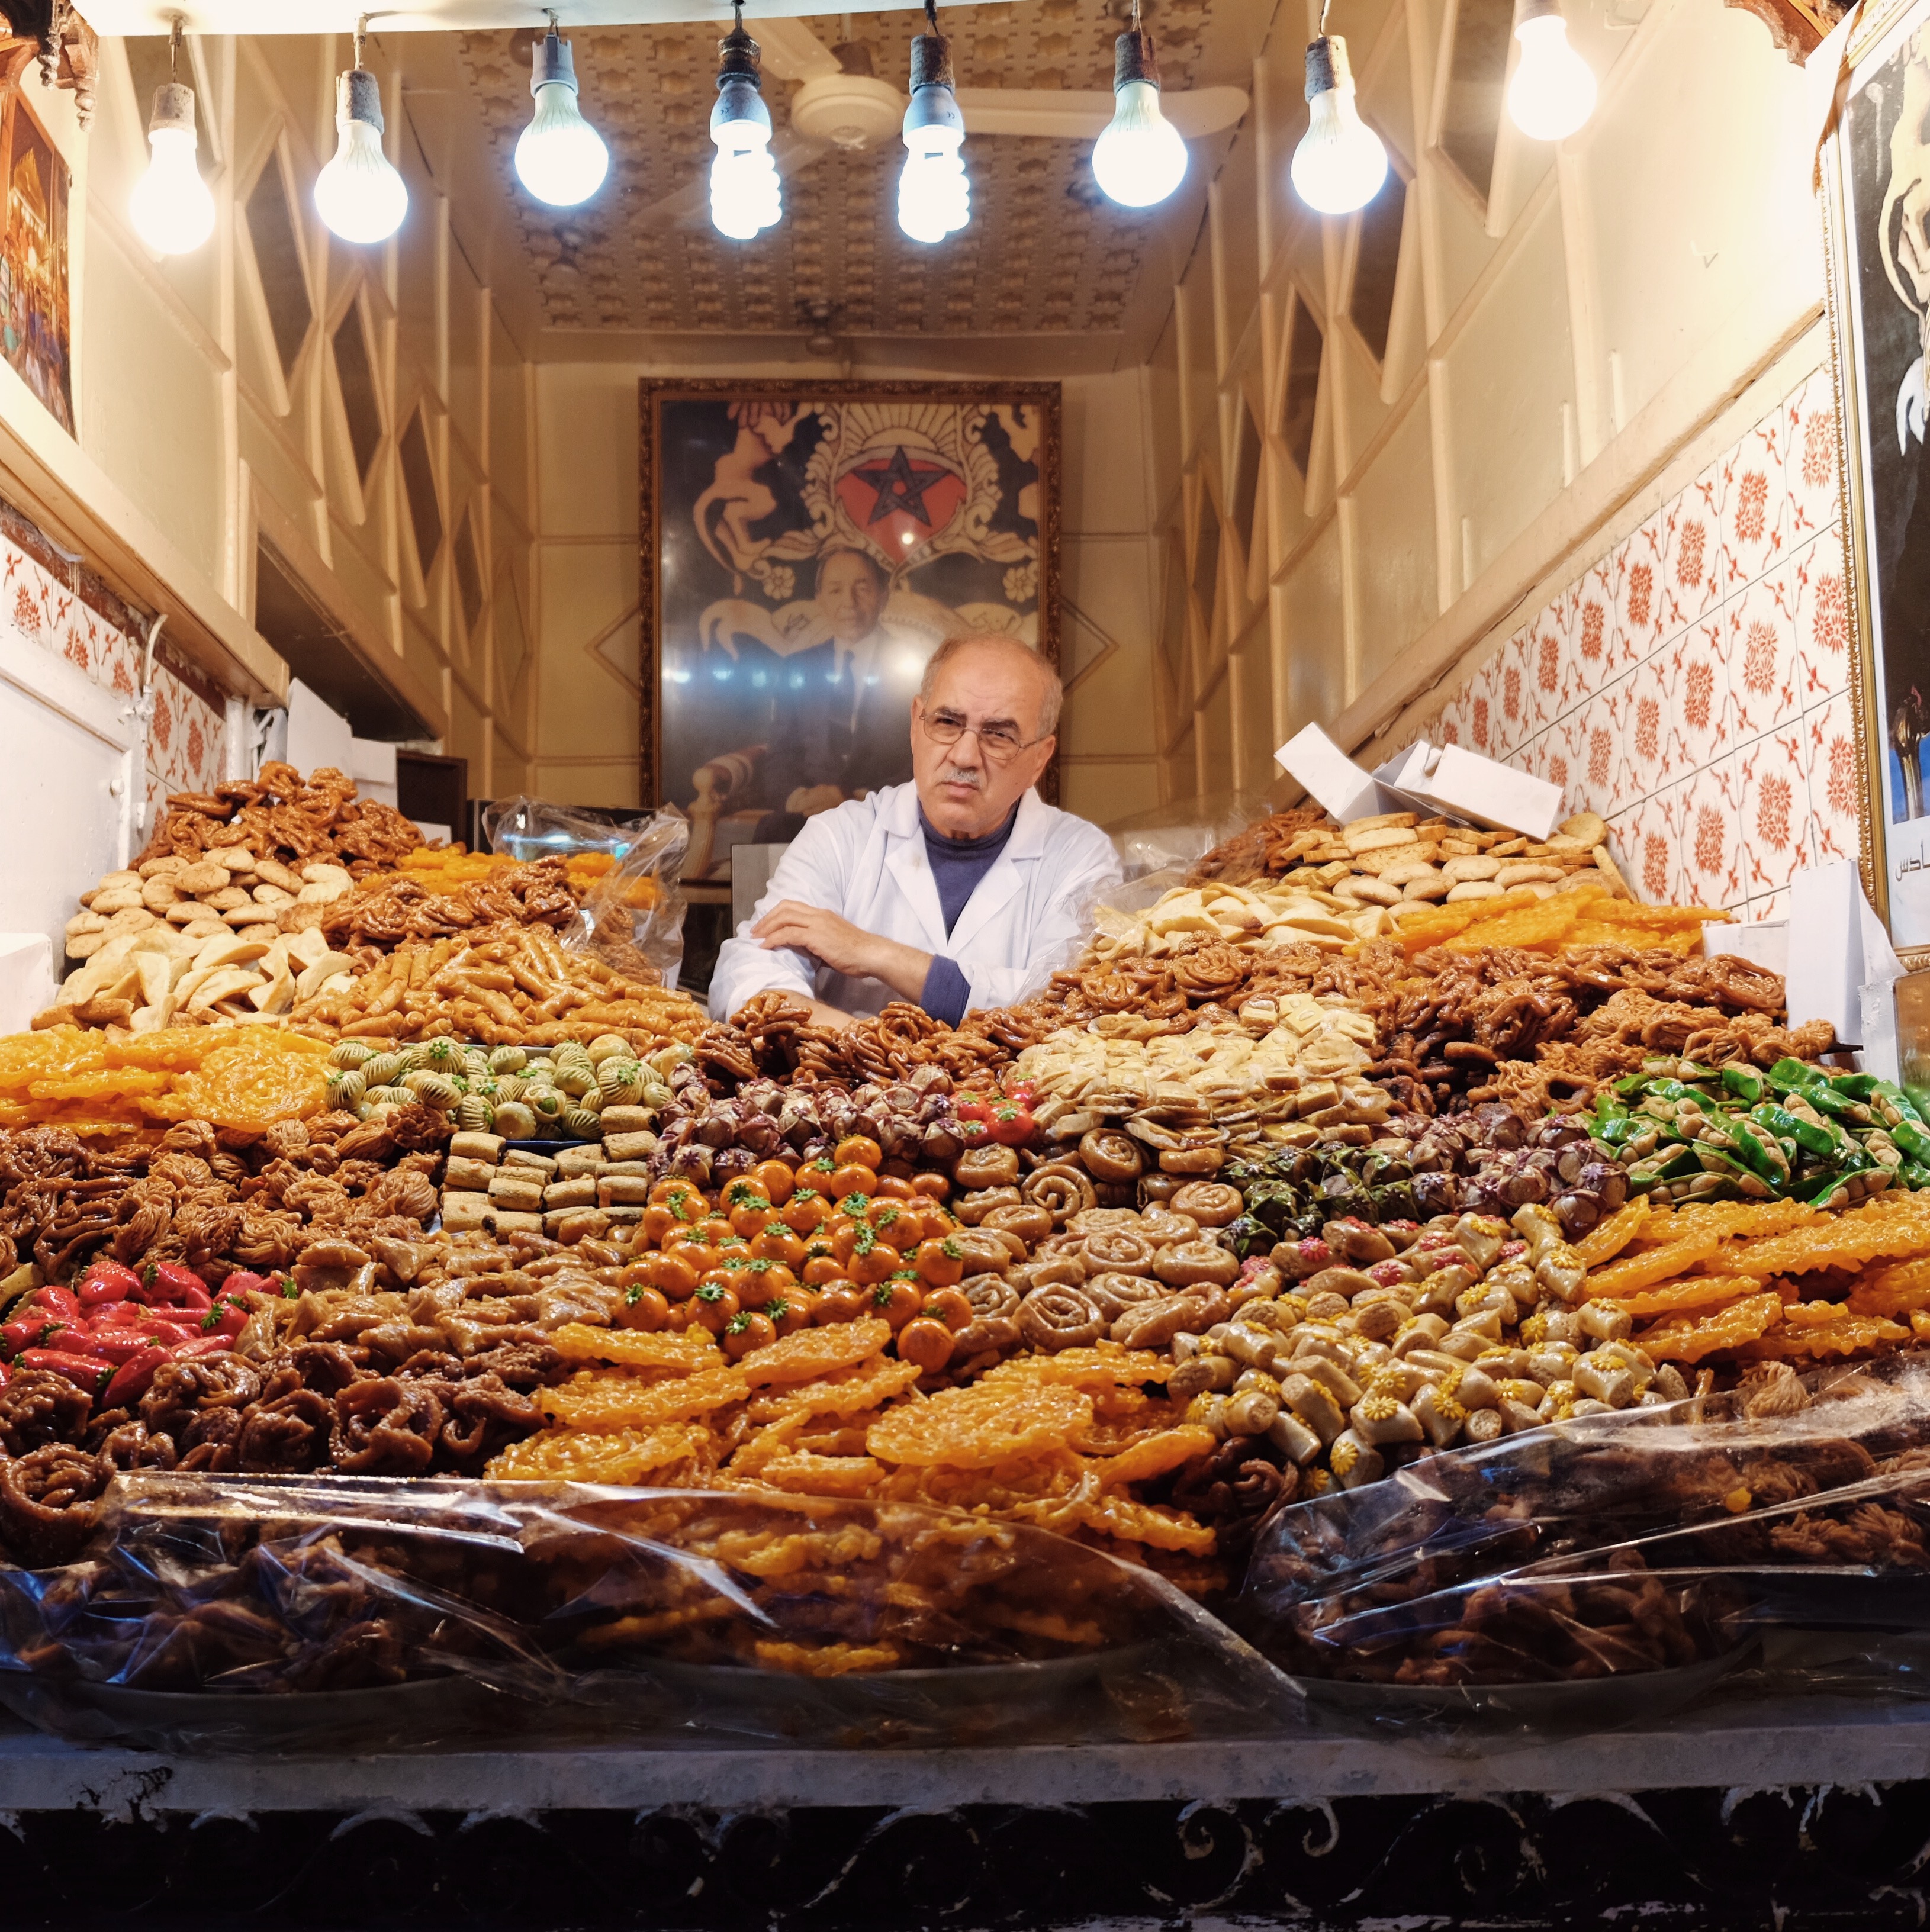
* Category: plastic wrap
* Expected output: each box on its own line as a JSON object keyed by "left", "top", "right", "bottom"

{"left": 0, "top": 1475, "right": 1297, "bottom": 1753}
{"left": 1238, "top": 1357, "right": 1930, "bottom": 1734}
{"left": 1104, "top": 793, "right": 1270, "bottom": 883}
{"left": 480, "top": 797, "right": 687, "bottom": 988}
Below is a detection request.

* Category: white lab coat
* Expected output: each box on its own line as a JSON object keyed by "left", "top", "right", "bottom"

{"left": 707, "top": 782, "right": 1122, "bottom": 1022}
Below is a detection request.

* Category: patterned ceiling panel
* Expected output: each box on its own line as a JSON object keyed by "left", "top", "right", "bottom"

{"left": 454, "top": 0, "right": 1212, "bottom": 335}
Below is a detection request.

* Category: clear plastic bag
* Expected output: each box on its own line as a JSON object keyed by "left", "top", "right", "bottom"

{"left": 1237, "top": 1356, "right": 1930, "bottom": 1736}
{"left": 0, "top": 1475, "right": 1300, "bottom": 1753}
{"left": 481, "top": 797, "right": 688, "bottom": 989}
{"left": 1103, "top": 792, "right": 1272, "bottom": 883}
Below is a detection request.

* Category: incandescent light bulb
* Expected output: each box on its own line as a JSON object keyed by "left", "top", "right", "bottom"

{"left": 1092, "top": 28, "right": 1187, "bottom": 209}
{"left": 516, "top": 26, "right": 609, "bottom": 207}
{"left": 1289, "top": 34, "right": 1387, "bottom": 215}
{"left": 129, "top": 83, "right": 214, "bottom": 256}
{"left": 899, "top": 28, "right": 969, "bottom": 244}
{"left": 1506, "top": 0, "right": 1596, "bottom": 141}
{"left": 316, "top": 65, "right": 407, "bottom": 244}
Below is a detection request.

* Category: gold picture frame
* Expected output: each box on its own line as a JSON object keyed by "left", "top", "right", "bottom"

{"left": 1819, "top": 0, "right": 1930, "bottom": 957}
{"left": 638, "top": 379, "right": 1062, "bottom": 878}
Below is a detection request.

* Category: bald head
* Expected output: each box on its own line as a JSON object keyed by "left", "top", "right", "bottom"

{"left": 918, "top": 634, "right": 1062, "bottom": 739}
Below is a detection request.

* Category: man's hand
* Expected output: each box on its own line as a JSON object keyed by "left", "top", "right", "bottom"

{"left": 752, "top": 900, "right": 932, "bottom": 1002}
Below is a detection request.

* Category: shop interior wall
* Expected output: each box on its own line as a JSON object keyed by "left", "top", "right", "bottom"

{"left": 530, "top": 360, "right": 1164, "bottom": 827}
{"left": 75, "top": 31, "right": 539, "bottom": 803}
{"left": 1149, "top": 0, "right": 1832, "bottom": 813}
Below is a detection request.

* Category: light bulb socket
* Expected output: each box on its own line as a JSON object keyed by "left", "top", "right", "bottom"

{"left": 904, "top": 33, "right": 963, "bottom": 136}
{"left": 908, "top": 31, "right": 956, "bottom": 93}
{"left": 1513, "top": 0, "right": 1562, "bottom": 25}
{"left": 337, "top": 65, "right": 385, "bottom": 133}
{"left": 532, "top": 27, "right": 577, "bottom": 94}
{"left": 716, "top": 19, "right": 763, "bottom": 85}
{"left": 1112, "top": 28, "right": 1160, "bottom": 91}
{"left": 148, "top": 80, "right": 196, "bottom": 137}
{"left": 1304, "top": 33, "right": 1352, "bottom": 99}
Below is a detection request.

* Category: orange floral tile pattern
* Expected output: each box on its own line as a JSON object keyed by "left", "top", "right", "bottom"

{"left": 1412, "top": 368, "right": 1848, "bottom": 920}
{"left": 0, "top": 533, "right": 224, "bottom": 816}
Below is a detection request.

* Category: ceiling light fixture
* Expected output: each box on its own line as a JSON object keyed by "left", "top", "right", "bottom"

{"left": 516, "top": 11, "right": 609, "bottom": 207}
{"left": 899, "top": 0, "right": 968, "bottom": 244}
{"left": 128, "top": 15, "right": 214, "bottom": 256}
{"left": 1092, "top": 0, "right": 1187, "bottom": 210}
{"left": 1288, "top": 22, "right": 1387, "bottom": 215}
{"left": 1506, "top": 0, "right": 1596, "bottom": 140}
{"left": 710, "top": 2, "right": 781, "bottom": 241}
{"left": 316, "top": 16, "right": 408, "bottom": 244}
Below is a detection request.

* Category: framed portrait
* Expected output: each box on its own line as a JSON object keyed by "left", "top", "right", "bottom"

{"left": 1820, "top": 0, "right": 1930, "bottom": 953}
{"left": 0, "top": 53, "right": 70, "bottom": 434}
{"left": 639, "top": 379, "right": 1060, "bottom": 878}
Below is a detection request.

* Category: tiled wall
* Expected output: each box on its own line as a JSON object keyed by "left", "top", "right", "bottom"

{"left": 0, "top": 511, "right": 224, "bottom": 822}
{"left": 1417, "top": 366, "right": 1853, "bottom": 921}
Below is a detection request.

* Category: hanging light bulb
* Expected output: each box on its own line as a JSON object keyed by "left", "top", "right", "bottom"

{"left": 1092, "top": 1, "right": 1187, "bottom": 210}
{"left": 1289, "top": 32, "right": 1387, "bottom": 215}
{"left": 899, "top": 1, "right": 969, "bottom": 245}
{"left": 315, "top": 17, "right": 408, "bottom": 245}
{"left": 709, "top": 4, "right": 781, "bottom": 241}
{"left": 128, "top": 17, "right": 214, "bottom": 256}
{"left": 1506, "top": 0, "right": 1596, "bottom": 141}
{"left": 516, "top": 12, "right": 609, "bottom": 207}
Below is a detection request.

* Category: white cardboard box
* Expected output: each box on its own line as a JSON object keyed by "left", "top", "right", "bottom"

{"left": 1384, "top": 741, "right": 1563, "bottom": 840}
{"left": 1276, "top": 724, "right": 1565, "bottom": 839}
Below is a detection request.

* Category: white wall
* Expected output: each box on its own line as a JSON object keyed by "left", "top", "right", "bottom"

{"left": 1150, "top": 0, "right": 1829, "bottom": 803}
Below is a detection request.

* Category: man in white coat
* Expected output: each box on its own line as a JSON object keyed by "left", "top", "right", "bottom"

{"left": 707, "top": 634, "right": 1121, "bottom": 1026}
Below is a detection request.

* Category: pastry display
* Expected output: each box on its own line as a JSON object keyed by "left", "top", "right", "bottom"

{"left": 288, "top": 925, "right": 707, "bottom": 1051}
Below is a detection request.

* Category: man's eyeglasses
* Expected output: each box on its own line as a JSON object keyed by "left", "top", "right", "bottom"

{"left": 919, "top": 709, "right": 1047, "bottom": 765}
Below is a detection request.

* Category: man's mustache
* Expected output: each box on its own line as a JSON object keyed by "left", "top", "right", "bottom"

{"left": 935, "top": 764, "right": 985, "bottom": 788}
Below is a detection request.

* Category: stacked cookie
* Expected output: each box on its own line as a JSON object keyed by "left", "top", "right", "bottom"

{"left": 438, "top": 1113, "right": 664, "bottom": 1242}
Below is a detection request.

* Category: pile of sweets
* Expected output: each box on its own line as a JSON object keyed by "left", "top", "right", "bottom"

{"left": 1186, "top": 806, "right": 1625, "bottom": 900}
{"left": 0, "top": 1028, "right": 332, "bottom": 1135}
{"left": 290, "top": 927, "right": 707, "bottom": 1052}
{"left": 322, "top": 1035, "right": 686, "bottom": 1137}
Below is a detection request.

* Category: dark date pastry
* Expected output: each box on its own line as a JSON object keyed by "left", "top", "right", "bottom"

{"left": 0, "top": 1445, "right": 108, "bottom": 1564}
{"left": 0, "top": 1371, "right": 93, "bottom": 1460}
{"left": 235, "top": 1390, "right": 336, "bottom": 1473}
{"left": 331, "top": 1377, "right": 443, "bottom": 1476}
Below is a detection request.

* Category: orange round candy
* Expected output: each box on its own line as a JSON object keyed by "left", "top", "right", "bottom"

{"left": 812, "top": 1283, "right": 867, "bottom": 1325}
{"left": 750, "top": 1160, "right": 796, "bottom": 1208}
{"left": 751, "top": 1225, "right": 806, "bottom": 1268}
{"left": 618, "top": 1285, "right": 670, "bottom": 1332}
{"left": 896, "top": 1317, "right": 956, "bottom": 1373}
{"left": 724, "top": 1310, "right": 778, "bottom": 1360}
{"left": 762, "top": 1295, "right": 810, "bottom": 1338}
{"left": 780, "top": 1189, "right": 831, "bottom": 1235}
{"left": 691, "top": 1283, "right": 739, "bottom": 1334}
{"left": 645, "top": 1251, "right": 699, "bottom": 1302}
{"left": 834, "top": 1135, "right": 883, "bottom": 1172}
{"left": 870, "top": 1279, "right": 922, "bottom": 1329}
{"left": 729, "top": 1199, "right": 775, "bottom": 1239}
{"left": 913, "top": 1237, "right": 966, "bottom": 1287}
{"left": 921, "top": 1287, "right": 974, "bottom": 1332}
{"left": 849, "top": 1241, "right": 902, "bottom": 1286}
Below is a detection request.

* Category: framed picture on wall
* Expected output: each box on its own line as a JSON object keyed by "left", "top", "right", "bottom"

{"left": 1821, "top": 0, "right": 1930, "bottom": 954}
{"left": 639, "top": 379, "right": 1060, "bottom": 880}
{"left": 0, "top": 51, "right": 70, "bottom": 434}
